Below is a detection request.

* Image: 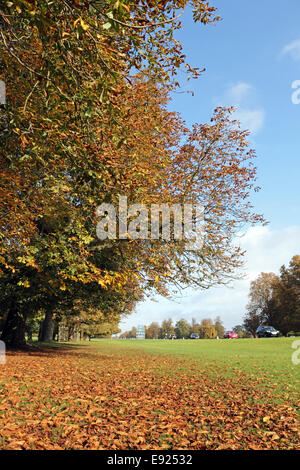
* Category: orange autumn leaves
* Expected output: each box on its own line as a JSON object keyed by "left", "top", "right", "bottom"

{"left": 0, "top": 345, "right": 299, "bottom": 450}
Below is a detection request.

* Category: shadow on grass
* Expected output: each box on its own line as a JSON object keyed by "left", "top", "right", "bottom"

{"left": 4, "top": 341, "right": 117, "bottom": 363}
{"left": 4, "top": 341, "right": 91, "bottom": 357}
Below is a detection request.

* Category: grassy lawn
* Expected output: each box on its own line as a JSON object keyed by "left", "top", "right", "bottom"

{"left": 0, "top": 338, "right": 299, "bottom": 450}
{"left": 91, "top": 338, "right": 299, "bottom": 403}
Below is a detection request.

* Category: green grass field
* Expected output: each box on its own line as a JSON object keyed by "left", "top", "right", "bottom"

{"left": 91, "top": 337, "right": 300, "bottom": 404}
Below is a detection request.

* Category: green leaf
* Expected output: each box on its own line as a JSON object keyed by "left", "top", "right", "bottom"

{"left": 102, "top": 22, "right": 112, "bottom": 30}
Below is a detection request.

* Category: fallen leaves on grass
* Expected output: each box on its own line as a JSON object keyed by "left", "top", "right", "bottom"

{"left": 0, "top": 345, "right": 299, "bottom": 450}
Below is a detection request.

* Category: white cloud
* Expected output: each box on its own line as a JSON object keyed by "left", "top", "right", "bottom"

{"left": 226, "top": 82, "right": 253, "bottom": 105}
{"left": 281, "top": 40, "right": 300, "bottom": 61}
{"left": 215, "top": 82, "right": 265, "bottom": 135}
{"left": 120, "top": 225, "right": 300, "bottom": 331}
{"left": 234, "top": 108, "right": 265, "bottom": 135}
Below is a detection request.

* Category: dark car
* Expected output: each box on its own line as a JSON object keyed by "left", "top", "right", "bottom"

{"left": 256, "top": 325, "right": 279, "bottom": 338}
{"left": 190, "top": 333, "right": 199, "bottom": 339}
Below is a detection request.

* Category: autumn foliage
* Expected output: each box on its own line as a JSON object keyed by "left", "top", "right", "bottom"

{"left": 0, "top": 0, "right": 265, "bottom": 349}
{"left": 244, "top": 255, "right": 300, "bottom": 336}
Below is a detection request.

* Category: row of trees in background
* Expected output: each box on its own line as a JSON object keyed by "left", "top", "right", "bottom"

{"left": 121, "top": 316, "right": 228, "bottom": 339}
{"left": 243, "top": 255, "right": 300, "bottom": 336}
{"left": 122, "top": 252, "right": 300, "bottom": 341}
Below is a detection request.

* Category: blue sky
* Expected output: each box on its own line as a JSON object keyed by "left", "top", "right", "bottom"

{"left": 120, "top": 0, "right": 300, "bottom": 332}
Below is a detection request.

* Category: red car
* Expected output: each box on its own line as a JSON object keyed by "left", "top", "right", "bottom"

{"left": 224, "top": 330, "right": 238, "bottom": 339}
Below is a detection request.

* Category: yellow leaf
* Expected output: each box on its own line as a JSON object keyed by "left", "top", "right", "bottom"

{"left": 80, "top": 18, "right": 89, "bottom": 31}
{"left": 73, "top": 18, "right": 80, "bottom": 28}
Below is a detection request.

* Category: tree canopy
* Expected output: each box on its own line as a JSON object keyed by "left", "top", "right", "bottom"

{"left": 243, "top": 256, "right": 300, "bottom": 336}
{"left": 0, "top": 1, "right": 265, "bottom": 347}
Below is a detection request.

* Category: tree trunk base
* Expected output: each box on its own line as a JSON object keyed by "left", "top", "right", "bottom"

{"left": 39, "top": 310, "right": 54, "bottom": 342}
{"left": 0, "top": 306, "right": 27, "bottom": 349}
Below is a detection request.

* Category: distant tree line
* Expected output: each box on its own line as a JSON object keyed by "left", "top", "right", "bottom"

{"left": 243, "top": 255, "right": 300, "bottom": 336}
{"left": 121, "top": 316, "right": 231, "bottom": 339}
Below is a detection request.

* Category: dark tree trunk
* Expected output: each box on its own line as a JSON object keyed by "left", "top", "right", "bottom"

{"left": 38, "top": 323, "right": 42, "bottom": 342}
{"left": 39, "top": 309, "right": 54, "bottom": 342}
{"left": 26, "top": 325, "right": 33, "bottom": 341}
{"left": 0, "top": 304, "right": 27, "bottom": 349}
{"left": 68, "top": 325, "right": 75, "bottom": 341}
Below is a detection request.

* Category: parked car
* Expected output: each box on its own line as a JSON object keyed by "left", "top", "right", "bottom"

{"left": 256, "top": 325, "right": 280, "bottom": 338}
{"left": 224, "top": 330, "right": 239, "bottom": 339}
{"left": 190, "top": 333, "right": 199, "bottom": 339}
{"left": 169, "top": 334, "right": 177, "bottom": 340}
